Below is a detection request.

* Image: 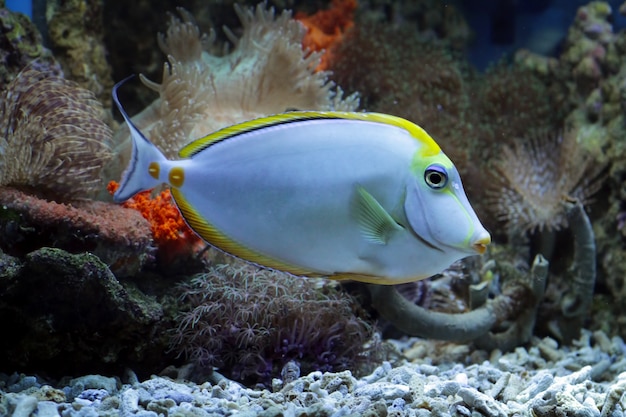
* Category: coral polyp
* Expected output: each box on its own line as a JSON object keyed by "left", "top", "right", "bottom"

{"left": 172, "top": 263, "right": 380, "bottom": 385}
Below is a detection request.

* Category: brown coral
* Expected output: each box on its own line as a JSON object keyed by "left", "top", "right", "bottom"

{"left": 475, "top": 63, "right": 565, "bottom": 145}
{"left": 489, "top": 129, "right": 605, "bottom": 234}
{"left": 326, "top": 21, "right": 473, "bottom": 172}
{"left": 46, "top": 0, "right": 114, "bottom": 106}
{"left": 0, "top": 68, "right": 112, "bottom": 199}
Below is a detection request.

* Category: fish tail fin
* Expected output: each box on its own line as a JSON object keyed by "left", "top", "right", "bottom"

{"left": 112, "top": 76, "right": 168, "bottom": 203}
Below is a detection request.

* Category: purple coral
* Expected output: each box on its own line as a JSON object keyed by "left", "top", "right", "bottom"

{"left": 171, "top": 263, "right": 381, "bottom": 385}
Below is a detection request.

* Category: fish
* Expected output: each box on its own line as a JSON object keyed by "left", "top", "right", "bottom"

{"left": 112, "top": 80, "right": 490, "bottom": 285}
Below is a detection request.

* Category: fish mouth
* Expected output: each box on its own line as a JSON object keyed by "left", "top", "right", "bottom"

{"left": 471, "top": 234, "right": 491, "bottom": 254}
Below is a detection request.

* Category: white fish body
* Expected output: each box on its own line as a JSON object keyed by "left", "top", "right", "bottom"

{"left": 113, "top": 83, "right": 490, "bottom": 284}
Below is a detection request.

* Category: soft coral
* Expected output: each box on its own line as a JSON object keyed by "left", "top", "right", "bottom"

{"left": 107, "top": 181, "right": 202, "bottom": 260}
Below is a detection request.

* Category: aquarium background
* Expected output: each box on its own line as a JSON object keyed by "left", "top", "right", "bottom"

{"left": 0, "top": 1, "right": 626, "bottom": 416}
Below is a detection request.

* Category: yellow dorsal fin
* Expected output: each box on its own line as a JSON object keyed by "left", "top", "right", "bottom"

{"left": 179, "top": 111, "right": 441, "bottom": 158}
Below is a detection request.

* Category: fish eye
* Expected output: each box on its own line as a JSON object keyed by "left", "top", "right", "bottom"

{"left": 424, "top": 164, "right": 448, "bottom": 189}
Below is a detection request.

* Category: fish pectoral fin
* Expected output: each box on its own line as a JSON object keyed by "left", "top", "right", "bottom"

{"left": 353, "top": 185, "right": 404, "bottom": 245}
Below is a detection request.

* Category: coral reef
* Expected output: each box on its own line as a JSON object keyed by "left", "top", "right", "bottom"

{"left": 0, "top": 0, "right": 622, "bottom": 389}
{"left": 171, "top": 263, "right": 380, "bottom": 385}
{"left": 0, "top": 247, "right": 169, "bottom": 377}
{"left": 45, "top": 0, "right": 114, "bottom": 107}
{"left": 0, "top": 4, "right": 59, "bottom": 89}
{"left": 0, "top": 68, "right": 112, "bottom": 199}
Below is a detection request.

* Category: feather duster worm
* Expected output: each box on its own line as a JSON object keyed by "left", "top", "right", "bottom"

{"left": 0, "top": 68, "right": 112, "bottom": 199}
{"left": 489, "top": 129, "right": 604, "bottom": 234}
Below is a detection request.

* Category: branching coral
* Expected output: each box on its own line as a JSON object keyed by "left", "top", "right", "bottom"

{"left": 171, "top": 263, "right": 380, "bottom": 385}
{"left": 110, "top": 3, "right": 358, "bottom": 173}
{"left": 489, "top": 129, "right": 605, "bottom": 234}
{"left": 0, "top": 68, "right": 112, "bottom": 199}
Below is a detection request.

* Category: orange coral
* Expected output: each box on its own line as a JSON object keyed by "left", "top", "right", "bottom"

{"left": 296, "top": 0, "right": 357, "bottom": 71}
{"left": 107, "top": 181, "right": 202, "bottom": 254}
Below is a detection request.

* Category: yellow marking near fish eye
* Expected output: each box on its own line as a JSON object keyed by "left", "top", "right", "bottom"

{"left": 148, "top": 162, "right": 160, "bottom": 180}
{"left": 169, "top": 167, "right": 185, "bottom": 188}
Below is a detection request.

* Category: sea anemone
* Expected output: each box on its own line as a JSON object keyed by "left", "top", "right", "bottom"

{"left": 110, "top": 3, "right": 358, "bottom": 172}
{"left": 0, "top": 68, "right": 112, "bottom": 199}
{"left": 488, "top": 129, "right": 605, "bottom": 234}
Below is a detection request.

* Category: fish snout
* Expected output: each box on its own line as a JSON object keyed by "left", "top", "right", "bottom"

{"left": 471, "top": 232, "right": 491, "bottom": 254}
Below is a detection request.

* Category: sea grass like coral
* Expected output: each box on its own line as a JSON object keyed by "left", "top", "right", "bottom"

{"left": 171, "top": 263, "right": 380, "bottom": 385}
{"left": 0, "top": 68, "right": 112, "bottom": 199}
{"left": 110, "top": 3, "right": 358, "bottom": 173}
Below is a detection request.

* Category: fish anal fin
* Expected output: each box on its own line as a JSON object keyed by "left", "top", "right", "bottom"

{"left": 170, "top": 188, "right": 317, "bottom": 277}
{"left": 330, "top": 272, "right": 431, "bottom": 285}
{"left": 353, "top": 185, "right": 403, "bottom": 245}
